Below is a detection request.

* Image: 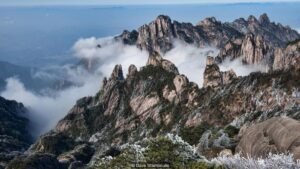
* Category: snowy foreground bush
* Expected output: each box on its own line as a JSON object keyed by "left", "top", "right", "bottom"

{"left": 91, "top": 134, "right": 300, "bottom": 169}
{"left": 92, "top": 134, "right": 221, "bottom": 169}
{"left": 214, "top": 153, "right": 300, "bottom": 169}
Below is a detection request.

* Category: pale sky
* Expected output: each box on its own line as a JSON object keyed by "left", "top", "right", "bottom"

{"left": 1, "top": 0, "right": 300, "bottom": 6}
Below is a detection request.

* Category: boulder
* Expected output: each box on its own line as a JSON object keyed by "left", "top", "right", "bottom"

{"left": 236, "top": 117, "right": 300, "bottom": 159}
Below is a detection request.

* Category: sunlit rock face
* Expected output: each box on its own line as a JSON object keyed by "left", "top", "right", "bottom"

{"left": 241, "top": 33, "right": 270, "bottom": 65}
{"left": 137, "top": 15, "right": 174, "bottom": 54}
{"left": 236, "top": 117, "right": 300, "bottom": 159}
{"left": 7, "top": 14, "right": 300, "bottom": 169}
{"left": 273, "top": 40, "right": 300, "bottom": 70}
{"left": 203, "top": 56, "right": 237, "bottom": 88}
{"left": 118, "top": 14, "right": 299, "bottom": 69}
{"left": 229, "top": 13, "right": 300, "bottom": 47}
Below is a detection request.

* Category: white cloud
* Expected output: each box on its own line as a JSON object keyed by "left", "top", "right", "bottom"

{"left": 164, "top": 40, "right": 219, "bottom": 86}
{"left": 164, "top": 40, "right": 266, "bottom": 87}
{"left": 1, "top": 75, "right": 99, "bottom": 138}
{"left": 73, "top": 37, "right": 148, "bottom": 76}
{"left": 0, "top": 36, "right": 266, "bottom": 137}
{"left": 219, "top": 58, "right": 267, "bottom": 76}
{"left": 0, "top": 37, "right": 148, "bottom": 137}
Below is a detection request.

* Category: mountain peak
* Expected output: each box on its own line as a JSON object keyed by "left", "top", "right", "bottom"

{"left": 155, "top": 15, "right": 172, "bottom": 22}
{"left": 247, "top": 15, "right": 258, "bottom": 23}
{"left": 110, "top": 64, "right": 124, "bottom": 81}
{"left": 198, "top": 17, "right": 221, "bottom": 26}
{"left": 203, "top": 56, "right": 237, "bottom": 88}
{"left": 147, "top": 51, "right": 179, "bottom": 74}
{"left": 259, "top": 13, "right": 270, "bottom": 25}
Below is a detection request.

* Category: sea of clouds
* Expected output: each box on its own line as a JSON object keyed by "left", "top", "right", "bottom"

{"left": 0, "top": 37, "right": 265, "bottom": 137}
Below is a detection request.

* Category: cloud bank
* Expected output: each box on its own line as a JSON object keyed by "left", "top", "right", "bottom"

{"left": 0, "top": 36, "right": 266, "bottom": 137}
{"left": 164, "top": 41, "right": 219, "bottom": 86}
{"left": 73, "top": 37, "right": 149, "bottom": 76}
{"left": 219, "top": 58, "right": 267, "bottom": 76}
{"left": 164, "top": 40, "right": 265, "bottom": 87}
{"left": 0, "top": 37, "right": 148, "bottom": 137}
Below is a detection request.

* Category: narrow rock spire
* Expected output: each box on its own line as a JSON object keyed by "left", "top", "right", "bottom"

{"left": 110, "top": 65, "right": 124, "bottom": 80}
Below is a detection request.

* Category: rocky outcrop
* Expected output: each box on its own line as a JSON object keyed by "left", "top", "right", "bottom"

{"left": 146, "top": 51, "right": 179, "bottom": 74}
{"left": 118, "top": 14, "right": 299, "bottom": 58}
{"left": 137, "top": 15, "right": 174, "bottom": 54}
{"left": 115, "top": 30, "right": 138, "bottom": 45}
{"left": 203, "top": 56, "right": 237, "bottom": 88}
{"left": 117, "top": 14, "right": 299, "bottom": 72}
{"left": 196, "top": 17, "right": 243, "bottom": 48}
{"left": 217, "top": 33, "right": 274, "bottom": 69}
{"left": 8, "top": 14, "right": 300, "bottom": 168}
{"left": 241, "top": 33, "right": 271, "bottom": 65}
{"left": 118, "top": 15, "right": 243, "bottom": 54}
{"left": 26, "top": 53, "right": 300, "bottom": 168}
{"left": 273, "top": 40, "right": 300, "bottom": 70}
{"left": 228, "top": 13, "right": 300, "bottom": 47}
{"left": 0, "top": 97, "right": 32, "bottom": 168}
{"left": 216, "top": 38, "right": 243, "bottom": 62}
{"left": 236, "top": 117, "right": 300, "bottom": 159}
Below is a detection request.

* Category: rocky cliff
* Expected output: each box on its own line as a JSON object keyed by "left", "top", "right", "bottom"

{"left": 5, "top": 14, "right": 300, "bottom": 169}
{"left": 203, "top": 56, "right": 237, "bottom": 88}
{"left": 8, "top": 53, "right": 298, "bottom": 168}
{"left": 117, "top": 14, "right": 299, "bottom": 71}
{"left": 273, "top": 40, "right": 300, "bottom": 70}
{"left": 117, "top": 14, "right": 299, "bottom": 52}
{"left": 228, "top": 14, "right": 299, "bottom": 47}
{"left": 0, "top": 97, "right": 32, "bottom": 168}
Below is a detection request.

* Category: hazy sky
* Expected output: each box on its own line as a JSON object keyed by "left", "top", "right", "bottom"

{"left": 1, "top": 0, "right": 300, "bottom": 6}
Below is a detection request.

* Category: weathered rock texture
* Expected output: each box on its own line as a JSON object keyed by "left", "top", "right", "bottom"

{"left": 236, "top": 117, "right": 300, "bottom": 159}
{"left": 203, "top": 56, "right": 237, "bottom": 88}
{"left": 7, "top": 14, "right": 300, "bottom": 168}
{"left": 0, "top": 97, "right": 32, "bottom": 168}
{"left": 228, "top": 14, "right": 299, "bottom": 47}
{"left": 241, "top": 34, "right": 271, "bottom": 65}
{"left": 116, "top": 14, "right": 299, "bottom": 72}
{"left": 273, "top": 40, "right": 300, "bottom": 70}
{"left": 19, "top": 54, "right": 299, "bottom": 168}
{"left": 117, "top": 14, "right": 299, "bottom": 67}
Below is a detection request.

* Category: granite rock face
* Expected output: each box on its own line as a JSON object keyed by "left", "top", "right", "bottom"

{"left": 241, "top": 33, "right": 271, "bottom": 65}
{"left": 118, "top": 14, "right": 299, "bottom": 70}
{"left": 236, "top": 117, "right": 300, "bottom": 159}
{"left": 137, "top": 15, "right": 174, "bottom": 54}
{"left": 24, "top": 54, "right": 300, "bottom": 168}
{"left": 118, "top": 14, "right": 299, "bottom": 56}
{"left": 273, "top": 40, "right": 300, "bottom": 70}
{"left": 203, "top": 56, "right": 237, "bottom": 88}
{"left": 146, "top": 51, "right": 179, "bottom": 74}
{"left": 6, "top": 14, "right": 300, "bottom": 168}
{"left": 216, "top": 37, "right": 243, "bottom": 62}
{"left": 218, "top": 33, "right": 274, "bottom": 68}
{"left": 0, "top": 97, "right": 32, "bottom": 168}
{"left": 228, "top": 13, "right": 299, "bottom": 47}
{"left": 118, "top": 15, "right": 243, "bottom": 54}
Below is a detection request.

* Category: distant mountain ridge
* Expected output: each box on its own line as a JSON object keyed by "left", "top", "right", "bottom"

{"left": 3, "top": 14, "right": 300, "bottom": 168}
{"left": 117, "top": 13, "right": 300, "bottom": 70}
